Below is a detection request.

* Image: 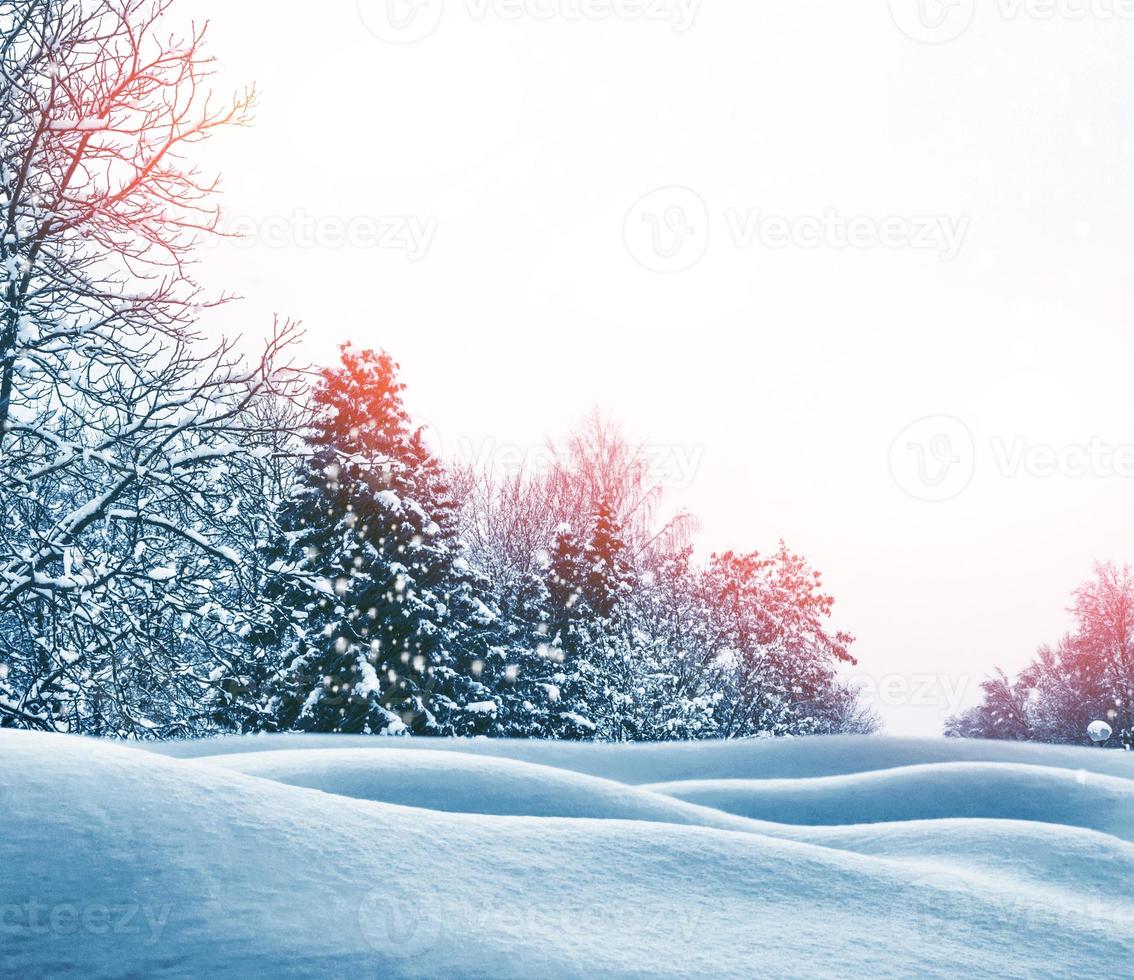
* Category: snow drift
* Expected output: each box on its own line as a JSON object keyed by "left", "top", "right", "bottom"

{"left": 3, "top": 732, "right": 1134, "bottom": 978}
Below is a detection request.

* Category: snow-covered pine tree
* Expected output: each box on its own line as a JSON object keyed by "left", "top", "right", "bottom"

{"left": 266, "top": 346, "right": 501, "bottom": 736}
{"left": 465, "top": 515, "right": 606, "bottom": 740}
{"left": 572, "top": 502, "right": 639, "bottom": 739}
{"left": 610, "top": 549, "right": 723, "bottom": 741}
{"left": 492, "top": 567, "right": 598, "bottom": 740}
{"left": 403, "top": 424, "right": 517, "bottom": 732}
{"left": 584, "top": 501, "right": 635, "bottom": 621}
{"left": 540, "top": 502, "right": 647, "bottom": 740}
{"left": 545, "top": 522, "right": 590, "bottom": 652}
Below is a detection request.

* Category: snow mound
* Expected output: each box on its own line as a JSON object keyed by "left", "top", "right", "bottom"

{"left": 197, "top": 748, "right": 757, "bottom": 830}
{"left": 146, "top": 731, "right": 1134, "bottom": 782}
{"left": 201, "top": 747, "right": 1134, "bottom": 911}
{"left": 645, "top": 762, "right": 1134, "bottom": 840}
{"left": 4, "top": 731, "right": 1134, "bottom": 978}
{"left": 780, "top": 818, "right": 1134, "bottom": 907}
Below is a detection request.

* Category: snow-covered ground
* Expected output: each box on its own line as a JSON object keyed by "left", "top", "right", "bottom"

{"left": 3, "top": 733, "right": 1134, "bottom": 978}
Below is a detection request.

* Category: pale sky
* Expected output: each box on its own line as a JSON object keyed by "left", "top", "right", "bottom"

{"left": 187, "top": 0, "right": 1134, "bottom": 734}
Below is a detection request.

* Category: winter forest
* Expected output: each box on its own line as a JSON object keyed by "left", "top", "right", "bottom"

{"left": 2, "top": 0, "right": 1134, "bottom": 751}
{"left": 6, "top": 1, "right": 1134, "bottom": 977}
{"left": 0, "top": 0, "right": 879, "bottom": 744}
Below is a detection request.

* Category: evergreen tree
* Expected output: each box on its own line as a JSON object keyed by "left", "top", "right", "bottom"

{"left": 613, "top": 549, "right": 724, "bottom": 741}
{"left": 583, "top": 502, "right": 635, "bottom": 621}
{"left": 524, "top": 510, "right": 637, "bottom": 739}
{"left": 546, "top": 522, "right": 589, "bottom": 652}
{"left": 265, "top": 346, "right": 500, "bottom": 735}
{"left": 572, "top": 503, "right": 639, "bottom": 739}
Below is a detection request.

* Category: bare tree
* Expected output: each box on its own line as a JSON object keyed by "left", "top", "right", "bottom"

{"left": 456, "top": 411, "right": 698, "bottom": 595}
{"left": 0, "top": 0, "right": 301, "bottom": 734}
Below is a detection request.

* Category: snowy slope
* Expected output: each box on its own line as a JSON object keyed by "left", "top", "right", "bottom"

{"left": 145, "top": 730, "right": 1134, "bottom": 781}
{"left": 4, "top": 732, "right": 1134, "bottom": 978}
{"left": 644, "top": 762, "right": 1134, "bottom": 839}
{"left": 198, "top": 748, "right": 764, "bottom": 828}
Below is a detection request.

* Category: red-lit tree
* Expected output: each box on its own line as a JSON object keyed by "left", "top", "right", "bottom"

{"left": 265, "top": 347, "right": 504, "bottom": 735}
{"left": 684, "top": 544, "right": 861, "bottom": 737}
{"left": 949, "top": 562, "right": 1134, "bottom": 744}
